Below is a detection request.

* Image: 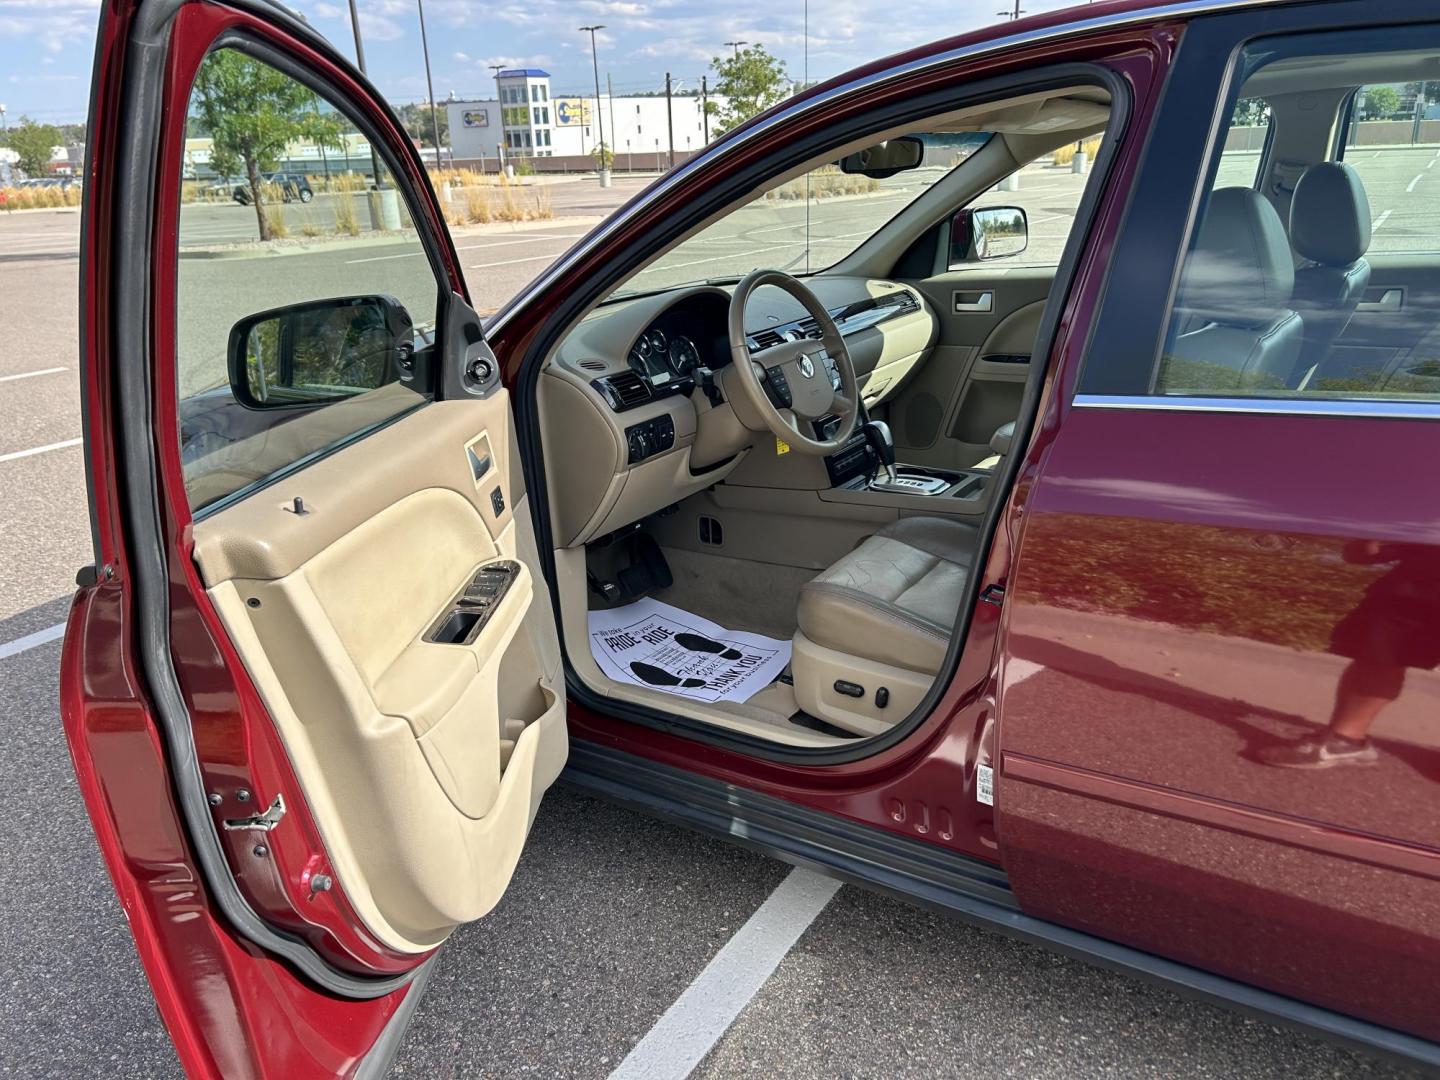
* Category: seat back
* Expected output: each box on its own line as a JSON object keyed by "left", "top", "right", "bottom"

{"left": 1162, "top": 187, "right": 1304, "bottom": 392}
{"left": 1289, "top": 161, "right": 1373, "bottom": 382}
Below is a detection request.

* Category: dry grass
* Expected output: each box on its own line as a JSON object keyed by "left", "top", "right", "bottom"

{"left": 448, "top": 172, "right": 553, "bottom": 224}
{"left": 0, "top": 183, "right": 82, "bottom": 210}
{"left": 1052, "top": 137, "right": 1102, "bottom": 166}
{"left": 765, "top": 167, "right": 880, "bottom": 202}
{"left": 333, "top": 193, "right": 361, "bottom": 236}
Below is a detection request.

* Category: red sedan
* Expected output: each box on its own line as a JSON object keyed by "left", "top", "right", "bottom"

{"left": 64, "top": 0, "right": 1440, "bottom": 1074}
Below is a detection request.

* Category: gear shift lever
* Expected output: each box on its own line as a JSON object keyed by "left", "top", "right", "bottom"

{"left": 861, "top": 419, "right": 899, "bottom": 485}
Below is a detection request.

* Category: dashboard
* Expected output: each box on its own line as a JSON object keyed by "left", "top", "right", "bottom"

{"left": 540, "top": 277, "right": 937, "bottom": 548}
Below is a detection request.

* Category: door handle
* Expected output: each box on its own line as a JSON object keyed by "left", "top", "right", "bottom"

{"left": 1356, "top": 288, "right": 1403, "bottom": 313}
{"left": 953, "top": 290, "right": 994, "bottom": 313}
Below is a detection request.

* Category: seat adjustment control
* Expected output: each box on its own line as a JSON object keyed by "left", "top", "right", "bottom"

{"left": 834, "top": 679, "right": 865, "bottom": 698}
{"left": 875, "top": 687, "right": 890, "bottom": 708}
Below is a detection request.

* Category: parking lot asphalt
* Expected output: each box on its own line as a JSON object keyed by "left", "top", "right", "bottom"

{"left": 0, "top": 154, "right": 1432, "bottom": 1078}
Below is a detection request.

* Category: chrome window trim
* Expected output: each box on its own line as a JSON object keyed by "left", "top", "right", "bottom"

{"left": 1074, "top": 394, "right": 1440, "bottom": 419}
{"left": 486, "top": 0, "right": 1294, "bottom": 337}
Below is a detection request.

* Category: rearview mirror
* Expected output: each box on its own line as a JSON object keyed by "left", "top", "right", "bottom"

{"left": 949, "top": 205, "right": 1028, "bottom": 265}
{"left": 227, "top": 295, "right": 415, "bottom": 409}
{"left": 837, "top": 136, "right": 924, "bottom": 179}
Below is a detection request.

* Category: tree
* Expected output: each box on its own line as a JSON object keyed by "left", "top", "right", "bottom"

{"left": 190, "top": 50, "right": 344, "bottom": 240}
{"left": 707, "top": 46, "right": 790, "bottom": 136}
{"left": 1362, "top": 85, "right": 1400, "bottom": 119}
{"left": 395, "top": 101, "right": 449, "bottom": 154}
{"left": 5, "top": 118, "right": 62, "bottom": 178}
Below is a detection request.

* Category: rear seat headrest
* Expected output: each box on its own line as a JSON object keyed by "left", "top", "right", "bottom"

{"left": 1290, "top": 161, "right": 1372, "bottom": 267}
{"left": 1177, "top": 187, "right": 1295, "bottom": 327}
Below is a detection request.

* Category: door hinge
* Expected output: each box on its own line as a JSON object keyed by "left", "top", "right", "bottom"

{"left": 979, "top": 583, "right": 1006, "bottom": 606}
{"left": 223, "top": 793, "right": 286, "bottom": 832}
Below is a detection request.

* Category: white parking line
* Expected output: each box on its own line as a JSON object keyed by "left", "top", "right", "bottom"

{"left": 347, "top": 233, "right": 583, "bottom": 264}
{"left": 468, "top": 252, "right": 564, "bottom": 270}
{"left": 1372, "top": 209, "right": 1393, "bottom": 233}
{"left": 0, "top": 437, "right": 83, "bottom": 463}
{"left": 0, "top": 367, "right": 67, "bottom": 384}
{"left": 1408, "top": 174, "right": 1424, "bottom": 193}
{"left": 0, "top": 622, "right": 66, "bottom": 662}
{"left": 609, "top": 866, "right": 842, "bottom": 1080}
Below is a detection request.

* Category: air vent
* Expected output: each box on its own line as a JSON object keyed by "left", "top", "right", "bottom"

{"left": 749, "top": 329, "right": 785, "bottom": 351}
{"left": 599, "top": 370, "right": 652, "bottom": 410}
{"left": 578, "top": 358, "right": 606, "bottom": 372}
{"left": 796, "top": 317, "right": 822, "bottom": 339}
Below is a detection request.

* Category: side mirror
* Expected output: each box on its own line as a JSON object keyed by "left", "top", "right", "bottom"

{"left": 227, "top": 295, "right": 416, "bottom": 409}
{"left": 837, "top": 136, "right": 924, "bottom": 179}
{"left": 949, "top": 205, "right": 1029, "bottom": 265}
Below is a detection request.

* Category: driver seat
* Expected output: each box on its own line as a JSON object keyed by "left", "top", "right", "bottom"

{"left": 792, "top": 516, "right": 976, "bottom": 736}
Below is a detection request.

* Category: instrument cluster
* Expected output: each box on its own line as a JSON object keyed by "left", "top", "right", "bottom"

{"left": 627, "top": 327, "right": 704, "bottom": 386}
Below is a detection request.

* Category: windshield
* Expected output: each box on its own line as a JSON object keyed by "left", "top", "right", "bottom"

{"left": 614, "top": 132, "right": 991, "bottom": 297}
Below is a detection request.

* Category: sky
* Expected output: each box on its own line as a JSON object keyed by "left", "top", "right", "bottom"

{"left": 0, "top": 0, "right": 1078, "bottom": 126}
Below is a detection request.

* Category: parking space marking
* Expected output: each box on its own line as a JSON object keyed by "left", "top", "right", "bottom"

{"left": 609, "top": 866, "right": 842, "bottom": 1080}
{"left": 0, "top": 438, "right": 83, "bottom": 463}
{"left": 468, "top": 252, "right": 566, "bottom": 270}
{"left": 1372, "top": 209, "right": 1393, "bottom": 233}
{"left": 0, "top": 367, "right": 68, "bottom": 383}
{"left": 1408, "top": 174, "right": 1424, "bottom": 193}
{"left": 347, "top": 233, "right": 585, "bottom": 264}
{"left": 0, "top": 622, "right": 66, "bottom": 662}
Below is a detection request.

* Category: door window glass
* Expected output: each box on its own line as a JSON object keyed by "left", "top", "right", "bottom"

{"left": 1338, "top": 82, "right": 1440, "bottom": 257}
{"left": 176, "top": 47, "right": 443, "bottom": 511}
{"left": 1141, "top": 37, "right": 1440, "bottom": 403}
{"left": 949, "top": 133, "right": 1110, "bottom": 271}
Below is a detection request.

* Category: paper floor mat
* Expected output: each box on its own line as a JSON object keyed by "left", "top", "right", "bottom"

{"left": 587, "top": 598, "right": 791, "bottom": 704}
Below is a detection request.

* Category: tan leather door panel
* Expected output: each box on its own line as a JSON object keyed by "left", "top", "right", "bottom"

{"left": 889, "top": 268, "right": 1051, "bottom": 468}
{"left": 192, "top": 392, "right": 566, "bottom": 954}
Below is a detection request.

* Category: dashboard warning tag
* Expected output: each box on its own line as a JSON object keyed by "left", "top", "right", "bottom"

{"left": 775, "top": 437, "right": 791, "bottom": 456}
{"left": 976, "top": 764, "right": 994, "bottom": 806}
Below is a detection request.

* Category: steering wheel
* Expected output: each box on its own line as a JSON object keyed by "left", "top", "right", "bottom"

{"left": 726, "top": 269, "right": 860, "bottom": 456}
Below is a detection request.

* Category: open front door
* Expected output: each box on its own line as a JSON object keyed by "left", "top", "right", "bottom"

{"left": 63, "top": 0, "right": 566, "bottom": 1074}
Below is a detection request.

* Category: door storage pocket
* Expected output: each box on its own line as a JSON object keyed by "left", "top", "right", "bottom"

{"left": 416, "top": 671, "right": 504, "bottom": 818}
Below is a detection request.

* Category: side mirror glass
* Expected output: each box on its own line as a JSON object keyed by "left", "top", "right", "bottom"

{"left": 227, "top": 295, "right": 415, "bottom": 409}
{"left": 950, "top": 205, "right": 1029, "bottom": 266}
{"left": 837, "top": 136, "right": 924, "bottom": 179}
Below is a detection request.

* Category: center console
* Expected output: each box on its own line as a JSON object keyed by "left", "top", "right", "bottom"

{"left": 819, "top": 416, "right": 993, "bottom": 504}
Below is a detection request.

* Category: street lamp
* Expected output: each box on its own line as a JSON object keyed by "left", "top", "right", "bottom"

{"left": 416, "top": 0, "right": 445, "bottom": 170}
{"left": 579, "top": 25, "right": 609, "bottom": 184}
{"left": 345, "top": 0, "right": 386, "bottom": 190}
{"left": 491, "top": 64, "right": 506, "bottom": 172}
{"left": 723, "top": 40, "right": 748, "bottom": 58}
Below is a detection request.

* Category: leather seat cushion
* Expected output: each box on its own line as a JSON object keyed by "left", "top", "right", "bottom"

{"left": 797, "top": 516, "right": 976, "bottom": 674}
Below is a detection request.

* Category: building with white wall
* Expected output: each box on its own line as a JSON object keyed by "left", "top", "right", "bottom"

{"left": 447, "top": 68, "right": 723, "bottom": 167}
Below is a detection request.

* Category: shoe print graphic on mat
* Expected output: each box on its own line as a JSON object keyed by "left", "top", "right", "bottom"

{"left": 674, "top": 632, "right": 743, "bottom": 661}
{"left": 630, "top": 661, "right": 708, "bottom": 689}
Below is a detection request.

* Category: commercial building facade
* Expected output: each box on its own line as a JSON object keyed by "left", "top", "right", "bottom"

{"left": 447, "top": 68, "right": 722, "bottom": 168}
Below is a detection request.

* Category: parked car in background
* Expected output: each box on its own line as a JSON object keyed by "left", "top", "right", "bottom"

{"left": 230, "top": 171, "right": 315, "bottom": 205}
{"left": 67, "top": 0, "right": 1440, "bottom": 1076}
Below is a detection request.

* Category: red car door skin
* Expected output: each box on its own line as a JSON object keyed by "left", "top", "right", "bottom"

{"left": 66, "top": 0, "right": 477, "bottom": 1075}
{"left": 992, "top": 6, "right": 1440, "bottom": 1044}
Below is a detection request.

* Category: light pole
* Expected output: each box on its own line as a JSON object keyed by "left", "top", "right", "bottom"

{"left": 579, "top": 24, "right": 609, "bottom": 184}
{"left": 416, "top": 0, "right": 444, "bottom": 172}
{"left": 345, "top": 0, "right": 386, "bottom": 190}
{"left": 491, "top": 64, "right": 506, "bottom": 173}
{"left": 723, "top": 40, "right": 748, "bottom": 59}
{"left": 997, "top": 1, "right": 1024, "bottom": 17}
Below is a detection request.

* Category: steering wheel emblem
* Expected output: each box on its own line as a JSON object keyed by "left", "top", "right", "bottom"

{"left": 798, "top": 356, "right": 815, "bottom": 379}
